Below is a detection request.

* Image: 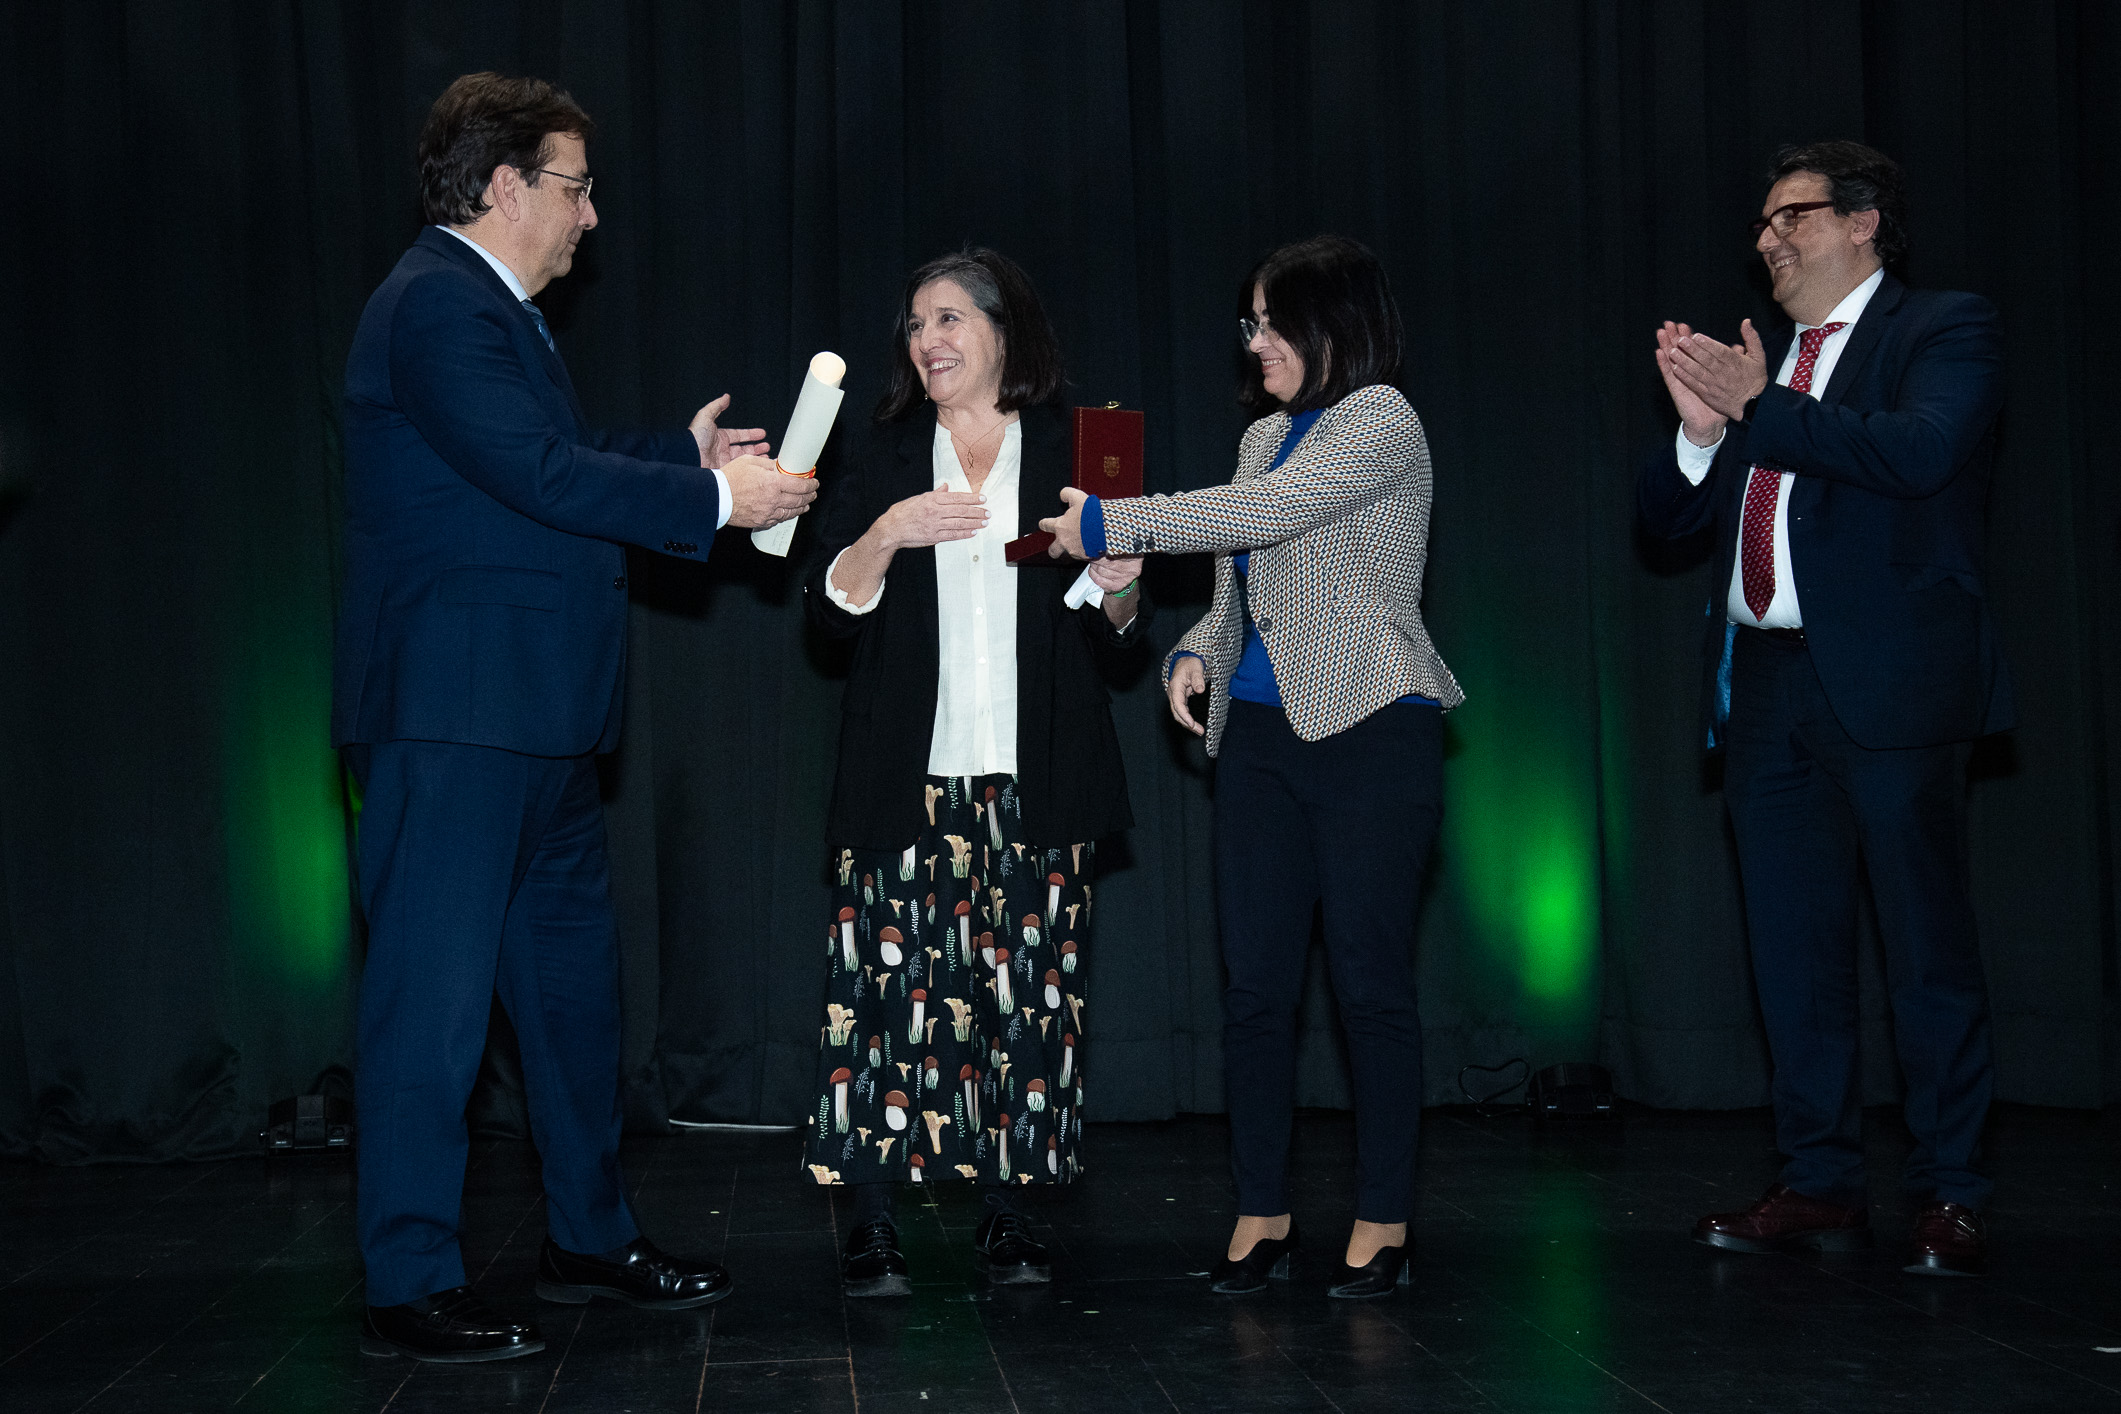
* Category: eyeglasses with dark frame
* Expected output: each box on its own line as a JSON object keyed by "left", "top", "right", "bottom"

{"left": 527, "top": 168, "right": 595, "bottom": 206}
{"left": 1238, "top": 314, "right": 1275, "bottom": 345}
{"left": 1750, "top": 200, "right": 1835, "bottom": 239}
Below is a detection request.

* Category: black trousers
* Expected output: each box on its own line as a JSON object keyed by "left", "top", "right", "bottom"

{"left": 1723, "top": 629, "right": 1994, "bottom": 1208}
{"left": 1214, "top": 698, "right": 1443, "bottom": 1225}
{"left": 349, "top": 741, "right": 639, "bottom": 1307}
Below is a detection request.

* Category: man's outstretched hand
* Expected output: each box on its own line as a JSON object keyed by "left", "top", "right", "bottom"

{"left": 690, "top": 394, "right": 771, "bottom": 470}
{"left": 723, "top": 455, "right": 817, "bottom": 529}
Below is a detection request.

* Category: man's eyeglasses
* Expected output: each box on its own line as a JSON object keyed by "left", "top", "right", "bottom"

{"left": 528, "top": 168, "right": 595, "bottom": 206}
{"left": 1749, "top": 200, "right": 1835, "bottom": 239}
{"left": 1238, "top": 315, "right": 1274, "bottom": 345}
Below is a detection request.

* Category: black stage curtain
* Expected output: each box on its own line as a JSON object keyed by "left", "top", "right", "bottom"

{"left": 2, "top": 2, "right": 2116, "bottom": 1162}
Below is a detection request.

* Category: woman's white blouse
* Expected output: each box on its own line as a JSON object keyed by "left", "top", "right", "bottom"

{"left": 825, "top": 420, "right": 1021, "bottom": 775}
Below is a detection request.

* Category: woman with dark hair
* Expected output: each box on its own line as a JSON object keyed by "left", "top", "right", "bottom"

{"left": 799, "top": 248, "right": 1152, "bottom": 1295}
{"left": 1042, "top": 234, "right": 1462, "bottom": 1299}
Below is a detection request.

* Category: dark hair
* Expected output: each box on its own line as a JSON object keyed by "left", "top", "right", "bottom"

{"left": 875, "top": 248, "right": 1068, "bottom": 422}
{"left": 1236, "top": 235, "right": 1405, "bottom": 417}
{"left": 417, "top": 72, "right": 595, "bottom": 227}
{"left": 1768, "top": 140, "right": 1909, "bottom": 270}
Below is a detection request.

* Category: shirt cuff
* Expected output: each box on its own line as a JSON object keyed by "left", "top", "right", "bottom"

{"left": 1673, "top": 425, "right": 1723, "bottom": 486}
{"left": 823, "top": 548, "right": 884, "bottom": 614}
{"left": 712, "top": 469, "right": 733, "bottom": 529}
{"left": 1081, "top": 496, "right": 1108, "bottom": 559}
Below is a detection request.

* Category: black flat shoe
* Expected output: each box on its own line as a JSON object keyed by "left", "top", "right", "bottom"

{"left": 536, "top": 1235, "right": 732, "bottom": 1310}
{"left": 973, "top": 1208, "right": 1051, "bottom": 1284}
{"left": 1327, "top": 1243, "right": 1412, "bottom": 1299}
{"left": 842, "top": 1218, "right": 913, "bottom": 1297}
{"left": 360, "top": 1286, "right": 544, "bottom": 1362}
{"left": 1209, "top": 1222, "right": 1299, "bottom": 1295}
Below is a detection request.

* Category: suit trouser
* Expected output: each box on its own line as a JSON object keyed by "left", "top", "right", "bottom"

{"left": 350, "top": 740, "right": 639, "bottom": 1307}
{"left": 1723, "top": 629, "right": 1994, "bottom": 1209}
{"left": 1214, "top": 698, "right": 1442, "bottom": 1225}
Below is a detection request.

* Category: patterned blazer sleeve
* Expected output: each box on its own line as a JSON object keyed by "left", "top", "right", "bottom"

{"left": 1161, "top": 554, "right": 1237, "bottom": 687}
{"left": 1099, "top": 386, "right": 1421, "bottom": 556}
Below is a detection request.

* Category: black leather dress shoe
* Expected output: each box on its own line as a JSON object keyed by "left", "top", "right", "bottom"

{"left": 973, "top": 1208, "right": 1051, "bottom": 1284}
{"left": 536, "top": 1235, "right": 732, "bottom": 1310}
{"left": 842, "top": 1218, "right": 913, "bottom": 1298}
{"left": 360, "top": 1286, "right": 544, "bottom": 1363}
{"left": 1327, "top": 1244, "right": 1412, "bottom": 1299}
{"left": 1209, "top": 1222, "right": 1299, "bottom": 1295}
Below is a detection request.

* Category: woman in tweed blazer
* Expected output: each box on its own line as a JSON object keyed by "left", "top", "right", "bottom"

{"left": 1043, "top": 235, "right": 1461, "bottom": 1299}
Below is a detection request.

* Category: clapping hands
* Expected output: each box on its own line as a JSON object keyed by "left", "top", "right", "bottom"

{"left": 1655, "top": 320, "right": 1770, "bottom": 444}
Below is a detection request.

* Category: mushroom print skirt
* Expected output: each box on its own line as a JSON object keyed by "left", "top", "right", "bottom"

{"left": 805, "top": 773, "right": 1090, "bottom": 1188}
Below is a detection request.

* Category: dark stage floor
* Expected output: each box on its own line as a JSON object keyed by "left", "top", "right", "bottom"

{"left": 4, "top": 1105, "right": 2120, "bottom": 1413}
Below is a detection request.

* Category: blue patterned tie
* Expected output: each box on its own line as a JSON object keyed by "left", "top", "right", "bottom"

{"left": 521, "top": 300, "right": 555, "bottom": 352}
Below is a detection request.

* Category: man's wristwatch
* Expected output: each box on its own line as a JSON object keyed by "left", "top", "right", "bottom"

{"left": 1739, "top": 391, "right": 1762, "bottom": 423}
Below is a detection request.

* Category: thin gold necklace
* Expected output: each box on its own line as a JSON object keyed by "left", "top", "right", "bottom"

{"left": 947, "top": 413, "right": 1011, "bottom": 481}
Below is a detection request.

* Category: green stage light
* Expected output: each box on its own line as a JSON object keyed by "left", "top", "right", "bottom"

{"left": 221, "top": 623, "right": 348, "bottom": 987}
{"left": 1518, "top": 831, "right": 1595, "bottom": 1004}
{"left": 1442, "top": 685, "right": 1601, "bottom": 1032}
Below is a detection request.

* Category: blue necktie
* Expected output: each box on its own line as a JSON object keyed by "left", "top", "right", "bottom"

{"left": 521, "top": 300, "right": 555, "bottom": 352}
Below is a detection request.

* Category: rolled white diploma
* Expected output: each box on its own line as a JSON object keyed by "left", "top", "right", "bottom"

{"left": 751, "top": 351, "right": 847, "bottom": 558}
{"left": 1063, "top": 567, "right": 1102, "bottom": 610}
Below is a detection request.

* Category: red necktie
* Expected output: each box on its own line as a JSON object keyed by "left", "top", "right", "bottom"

{"left": 1739, "top": 322, "right": 1845, "bottom": 620}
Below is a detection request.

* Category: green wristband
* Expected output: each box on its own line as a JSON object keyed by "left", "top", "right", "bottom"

{"left": 1108, "top": 579, "right": 1137, "bottom": 599}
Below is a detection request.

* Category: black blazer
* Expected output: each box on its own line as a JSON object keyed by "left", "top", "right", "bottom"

{"left": 335, "top": 228, "right": 717, "bottom": 755}
{"left": 802, "top": 402, "right": 1154, "bottom": 849}
{"left": 1638, "top": 275, "right": 2012, "bottom": 751}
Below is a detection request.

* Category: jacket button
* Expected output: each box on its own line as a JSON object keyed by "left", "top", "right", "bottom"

{"left": 613, "top": 576, "right": 627, "bottom": 589}
{"left": 1257, "top": 615, "right": 1273, "bottom": 632}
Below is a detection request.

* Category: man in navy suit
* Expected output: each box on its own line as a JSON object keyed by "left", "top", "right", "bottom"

{"left": 335, "top": 73, "right": 815, "bottom": 1362}
{"left": 1640, "top": 141, "right": 2008, "bottom": 1277}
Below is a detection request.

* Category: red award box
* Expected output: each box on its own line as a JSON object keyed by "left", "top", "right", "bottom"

{"left": 1006, "top": 404, "right": 1145, "bottom": 564}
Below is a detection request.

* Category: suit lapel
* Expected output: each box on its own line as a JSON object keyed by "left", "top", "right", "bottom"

{"left": 1018, "top": 405, "right": 1068, "bottom": 541}
{"left": 893, "top": 412, "right": 942, "bottom": 610}
{"left": 1710, "top": 324, "right": 1795, "bottom": 518}
{"left": 530, "top": 321, "right": 586, "bottom": 423}
{"left": 1819, "top": 273, "right": 1903, "bottom": 407}
{"left": 544, "top": 352, "right": 587, "bottom": 429}
{"left": 1235, "top": 413, "right": 1287, "bottom": 483}
{"left": 416, "top": 227, "right": 586, "bottom": 429}
{"left": 1762, "top": 325, "right": 1795, "bottom": 387}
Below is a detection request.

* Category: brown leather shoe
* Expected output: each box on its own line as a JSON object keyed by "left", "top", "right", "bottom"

{"left": 1694, "top": 1183, "right": 1873, "bottom": 1253}
{"left": 1905, "top": 1201, "right": 1985, "bottom": 1277}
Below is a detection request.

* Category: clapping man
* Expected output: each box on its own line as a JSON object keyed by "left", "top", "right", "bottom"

{"left": 334, "top": 73, "right": 815, "bottom": 1361}
{"left": 1639, "top": 141, "right": 2009, "bottom": 1276}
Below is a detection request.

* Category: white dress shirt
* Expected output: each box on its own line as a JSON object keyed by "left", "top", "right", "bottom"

{"left": 436, "top": 225, "right": 730, "bottom": 529}
{"left": 1676, "top": 266, "right": 1884, "bottom": 628}
{"left": 826, "top": 421, "right": 1023, "bottom": 776}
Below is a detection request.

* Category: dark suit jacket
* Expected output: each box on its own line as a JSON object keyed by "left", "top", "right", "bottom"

{"left": 334, "top": 227, "right": 722, "bottom": 756}
{"left": 803, "top": 403, "right": 1153, "bottom": 849}
{"left": 1638, "top": 274, "right": 2013, "bottom": 751}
